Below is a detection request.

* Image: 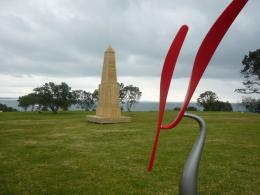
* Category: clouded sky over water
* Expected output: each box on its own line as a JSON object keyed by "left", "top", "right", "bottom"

{"left": 0, "top": 0, "right": 259, "bottom": 102}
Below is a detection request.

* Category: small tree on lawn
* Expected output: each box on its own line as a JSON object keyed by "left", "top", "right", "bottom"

{"left": 121, "top": 85, "right": 142, "bottom": 112}
{"left": 197, "top": 91, "right": 218, "bottom": 111}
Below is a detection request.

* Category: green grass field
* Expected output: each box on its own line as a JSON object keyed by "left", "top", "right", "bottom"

{"left": 0, "top": 111, "right": 259, "bottom": 194}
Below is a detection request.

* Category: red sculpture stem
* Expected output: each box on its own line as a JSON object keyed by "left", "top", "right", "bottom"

{"left": 149, "top": 0, "right": 248, "bottom": 171}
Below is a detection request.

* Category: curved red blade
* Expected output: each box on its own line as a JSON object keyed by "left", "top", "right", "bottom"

{"left": 148, "top": 25, "right": 188, "bottom": 171}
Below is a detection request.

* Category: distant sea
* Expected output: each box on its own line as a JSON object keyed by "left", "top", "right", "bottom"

{"left": 0, "top": 97, "right": 246, "bottom": 112}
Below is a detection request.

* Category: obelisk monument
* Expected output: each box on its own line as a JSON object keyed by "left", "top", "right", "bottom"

{"left": 87, "top": 45, "right": 131, "bottom": 123}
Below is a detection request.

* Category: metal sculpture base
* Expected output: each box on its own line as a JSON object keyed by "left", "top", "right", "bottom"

{"left": 180, "top": 113, "right": 206, "bottom": 195}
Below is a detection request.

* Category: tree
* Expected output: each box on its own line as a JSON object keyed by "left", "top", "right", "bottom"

{"left": 121, "top": 85, "right": 142, "bottom": 112}
{"left": 213, "top": 101, "right": 233, "bottom": 112}
{"left": 33, "top": 82, "right": 73, "bottom": 113}
{"left": 18, "top": 95, "right": 31, "bottom": 111}
{"left": 92, "top": 89, "right": 99, "bottom": 111}
{"left": 197, "top": 91, "right": 218, "bottom": 111}
{"left": 72, "top": 90, "right": 96, "bottom": 111}
{"left": 119, "top": 83, "right": 125, "bottom": 104}
{"left": 235, "top": 49, "right": 260, "bottom": 94}
{"left": 241, "top": 97, "right": 260, "bottom": 112}
{"left": 118, "top": 83, "right": 126, "bottom": 111}
{"left": 58, "top": 82, "right": 73, "bottom": 111}
{"left": 18, "top": 93, "right": 39, "bottom": 111}
{"left": 197, "top": 91, "right": 232, "bottom": 111}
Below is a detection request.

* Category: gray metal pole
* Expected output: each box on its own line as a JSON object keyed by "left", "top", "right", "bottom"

{"left": 179, "top": 113, "right": 206, "bottom": 195}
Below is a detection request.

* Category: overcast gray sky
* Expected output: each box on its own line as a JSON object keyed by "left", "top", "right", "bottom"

{"left": 0, "top": 0, "right": 259, "bottom": 102}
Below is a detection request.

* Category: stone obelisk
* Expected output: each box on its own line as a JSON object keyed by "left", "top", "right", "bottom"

{"left": 87, "top": 45, "right": 131, "bottom": 123}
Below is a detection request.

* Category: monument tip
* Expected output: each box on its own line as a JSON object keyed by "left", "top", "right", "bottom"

{"left": 106, "top": 45, "right": 114, "bottom": 52}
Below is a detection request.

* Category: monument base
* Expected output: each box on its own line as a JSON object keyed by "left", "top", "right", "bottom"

{"left": 86, "top": 115, "right": 131, "bottom": 124}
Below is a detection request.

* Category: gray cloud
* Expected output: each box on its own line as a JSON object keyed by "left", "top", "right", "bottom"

{"left": 0, "top": 0, "right": 259, "bottom": 79}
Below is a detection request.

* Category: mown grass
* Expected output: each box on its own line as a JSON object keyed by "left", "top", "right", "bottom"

{"left": 0, "top": 111, "right": 259, "bottom": 194}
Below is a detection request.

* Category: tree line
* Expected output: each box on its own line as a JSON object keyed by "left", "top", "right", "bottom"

{"left": 18, "top": 82, "right": 142, "bottom": 113}
{"left": 1, "top": 49, "right": 259, "bottom": 113}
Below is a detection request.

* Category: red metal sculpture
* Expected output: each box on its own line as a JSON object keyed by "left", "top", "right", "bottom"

{"left": 149, "top": 0, "right": 248, "bottom": 172}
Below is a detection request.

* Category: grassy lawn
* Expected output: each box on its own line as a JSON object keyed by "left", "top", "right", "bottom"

{"left": 0, "top": 111, "right": 259, "bottom": 194}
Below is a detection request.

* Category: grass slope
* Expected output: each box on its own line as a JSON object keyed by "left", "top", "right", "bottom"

{"left": 0, "top": 111, "right": 259, "bottom": 194}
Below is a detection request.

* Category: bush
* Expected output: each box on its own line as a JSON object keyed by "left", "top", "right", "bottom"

{"left": 187, "top": 106, "right": 198, "bottom": 111}
{"left": 0, "top": 103, "right": 18, "bottom": 112}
